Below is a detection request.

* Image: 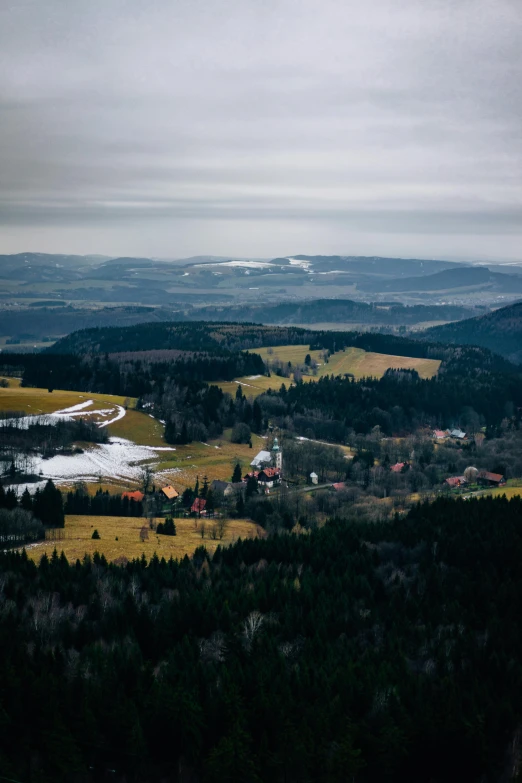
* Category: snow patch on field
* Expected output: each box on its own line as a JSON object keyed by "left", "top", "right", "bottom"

{"left": 195, "top": 260, "right": 275, "bottom": 269}
{"left": 98, "top": 405, "right": 126, "bottom": 427}
{"left": 8, "top": 437, "right": 177, "bottom": 492}
{"left": 52, "top": 401, "right": 94, "bottom": 415}
{"left": 287, "top": 257, "right": 313, "bottom": 271}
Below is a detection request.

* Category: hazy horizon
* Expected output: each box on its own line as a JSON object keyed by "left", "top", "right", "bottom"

{"left": 1, "top": 0, "right": 521, "bottom": 262}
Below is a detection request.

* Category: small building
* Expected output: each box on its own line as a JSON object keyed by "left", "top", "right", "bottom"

{"left": 211, "top": 480, "right": 245, "bottom": 497}
{"left": 390, "top": 462, "right": 408, "bottom": 473}
{"left": 122, "top": 490, "right": 145, "bottom": 503}
{"left": 332, "top": 482, "right": 346, "bottom": 491}
{"left": 160, "top": 485, "right": 179, "bottom": 501}
{"left": 257, "top": 467, "right": 281, "bottom": 488}
{"left": 477, "top": 471, "right": 505, "bottom": 487}
{"left": 445, "top": 476, "right": 467, "bottom": 489}
{"left": 250, "top": 450, "right": 272, "bottom": 469}
{"left": 310, "top": 471, "right": 318, "bottom": 485}
{"left": 191, "top": 498, "right": 207, "bottom": 515}
{"left": 433, "top": 429, "right": 447, "bottom": 440}
{"left": 449, "top": 429, "right": 466, "bottom": 440}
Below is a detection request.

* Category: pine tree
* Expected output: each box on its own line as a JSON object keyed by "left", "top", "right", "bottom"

{"left": 20, "top": 488, "right": 33, "bottom": 512}
{"left": 236, "top": 494, "right": 245, "bottom": 518}
{"left": 232, "top": 462, "right": 242, "bottom": 483}
{"left": 33, "top": 480, "right": 64, "bottom": 527}
{"left": 201, "top": 476, "right": 209, "bottom": 498}
{"left": 5, "top": 488, "right": 18, "bottom": 510}
{"left": 252, "top": 401, "right": 262, "bottom": 433}
{"left": 245, "top": 476, "right": 258, "bottom": 498}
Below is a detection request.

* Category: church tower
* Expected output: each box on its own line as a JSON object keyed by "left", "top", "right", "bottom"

{"left": 272, "top": 437, "right": 282, "bottom": 472}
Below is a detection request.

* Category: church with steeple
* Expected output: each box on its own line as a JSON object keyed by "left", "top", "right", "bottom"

{"left": 248, "top": 435, "right": 283, "bottom": 489}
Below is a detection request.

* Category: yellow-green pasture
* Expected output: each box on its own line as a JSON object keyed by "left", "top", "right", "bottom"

{"left": 214, "top": 345, "right": 441, "bottom": 398}
{"left": 0, "top": 383, "right": 135, "bottom": 417}
{"left": 473, "top": 480, "right": 522, "bottom": 500}
{"left": 24, "top": 514, "right": 261, "bottom": 563}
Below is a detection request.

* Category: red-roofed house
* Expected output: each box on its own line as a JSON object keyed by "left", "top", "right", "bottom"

{"left": 332, "top": 482, "right": 346, "bottom": 491}
{"left": 122, "top": 490, "right": 145, "bottom": 503}
{"left": 390, "top": 462, "right": 408, "bottom": 473}
{"left": 444, "top": 476, "right": 467, "bottom": 489}
{"left": 433, "top": 429, "right": 447, "bottom": 440}
{"left": 257, "top": 467, "right": 281, "bottom": 488}
{"left": 191, "top": 498, "right": 207, "bottom": 515}
{"left": 477, "top": 471, "right": 505, "bottom": 487}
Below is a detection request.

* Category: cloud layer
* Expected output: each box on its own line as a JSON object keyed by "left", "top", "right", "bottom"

{"left": 1, "top": 0, "right": 521, "bottom": 260}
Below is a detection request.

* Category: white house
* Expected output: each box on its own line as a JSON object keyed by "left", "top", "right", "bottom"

{"left": 310, "top": 472, "right": 318, "bottom": 485}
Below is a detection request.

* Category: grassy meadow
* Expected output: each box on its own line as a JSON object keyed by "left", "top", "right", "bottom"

{"left": 214, "top": 344, "right": 441, "bottom": 398}
{"left": 26, "top": 514, "right": 261, "bottom": 563}
{"left": 0, "top": 381, "right": 134, "bottom": 416}
{"left": 154, "top": 430, "right": 268, "bottom": 490}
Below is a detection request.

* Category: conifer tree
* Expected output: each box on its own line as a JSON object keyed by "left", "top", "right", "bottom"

{"left": 232, "top": 462, "right": 242, "bottom": 483}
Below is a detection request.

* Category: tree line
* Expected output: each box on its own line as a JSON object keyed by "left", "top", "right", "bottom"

{"left": 1, "top": 496, "right": 522, "bottom": 780}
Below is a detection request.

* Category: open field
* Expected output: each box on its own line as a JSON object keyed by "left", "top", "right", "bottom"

{"left": 0, "top": 383, "right": 135, "bottom": 416}
{"left": 327, "top": 347, "right": 441, "bottom": 379}
{"left": 0, "top": 376, "right": 22, "bottom": 387}
{"left": 474, "top": 481, "right": 522, "bottom": 500}
{"left": 154, "top": 430, "right": 268, "bottom": 490}
{"left": 254, "top": 345, "right": 325, "bottom": 365}
{"left": 25, "top": 514, "right": 261, "bottom": 563}
{"left": 214, "top": 345, "right": 441, "bottom": 397}
{"left": 109, "top": 408, "right": 166, "bottom": 446}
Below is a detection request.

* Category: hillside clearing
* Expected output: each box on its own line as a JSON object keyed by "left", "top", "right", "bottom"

{"left": 25, "top": 514, "right": 261, "bottom": 563}
{"left": 214, "top": 345, "right": 441, "bottom": 397}
{"left": 0, "top": 384, "right": 134, "bottom": 416}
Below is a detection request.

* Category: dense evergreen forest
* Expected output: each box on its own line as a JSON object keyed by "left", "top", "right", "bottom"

{"left": 424, "top": 301, "right": 522, "bottom": 364}
{"left": 0, "top": 496, "right": 521, "bottom": 782}
{"left": 261, "top": 349, "right": 522, "bottom": 439}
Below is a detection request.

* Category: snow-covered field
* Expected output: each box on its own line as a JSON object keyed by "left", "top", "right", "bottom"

{"left": 0, "top": 399, "right": 127, "bottom": 430}
{"left": 195, "top": 260, "right": 275, "bottom": 269}
{"left": 4, "top": 399, "right": 175, "bottom": 494}
{"left": 287, "top": 257, "right": 313, "bottom": 271}
{"left": 10, "top": 437, "right": 177, "bottom": 494}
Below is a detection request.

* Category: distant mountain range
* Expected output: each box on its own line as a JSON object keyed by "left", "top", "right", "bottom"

{"left": 1, "top": 252, "right": 522, "bottom": 308}
{"left": 423, "top": 301, "right": 522, "bottom": 364}
{"left": 359, "top": 266, "right": 522, "bottom": 294}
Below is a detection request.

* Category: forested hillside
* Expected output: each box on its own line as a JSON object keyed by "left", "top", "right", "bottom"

{"left": 423, "top": 301, "right": 522, "bottom": 364}
{"left": 2, "top": 496, "right": 522, "bottom": 782}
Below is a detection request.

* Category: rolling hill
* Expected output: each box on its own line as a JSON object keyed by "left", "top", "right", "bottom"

{"left": 423, "top": 301, "right": 522, "bottom": 363}
{"left": 358, "top": 266, "right": 522, "bottom": 294}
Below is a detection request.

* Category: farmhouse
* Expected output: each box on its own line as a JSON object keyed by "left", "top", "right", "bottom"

{"left": 449, "top": 429, "right": 466, "bottom": 440}
{"left": 122, "top": 490, "right": 145, "bottom": 503}
{"left": 257, "top": 467, "right": 281, "bottom": 488}
{"left": 191, "top": 497, "right": 207, "bottom": 515}
{"left": 445, "top": 476, "right": 467, "bottom": 488}
{"left": 160, "top": 485, "right": 179, "bottom": 501}
{"left": 211, "top": 480, "right": 245, "bottom": 497}
{"left": 477, "top": 471, "right": 506, "bottom": 487}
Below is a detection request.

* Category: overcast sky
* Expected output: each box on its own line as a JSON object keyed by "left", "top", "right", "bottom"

{"left": 1, "top": 0, "right": 521, "bottom": 261}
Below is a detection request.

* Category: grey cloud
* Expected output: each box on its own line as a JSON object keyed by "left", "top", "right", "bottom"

{"left": 0, "top": 0, "right": 521, "bottom": 258}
